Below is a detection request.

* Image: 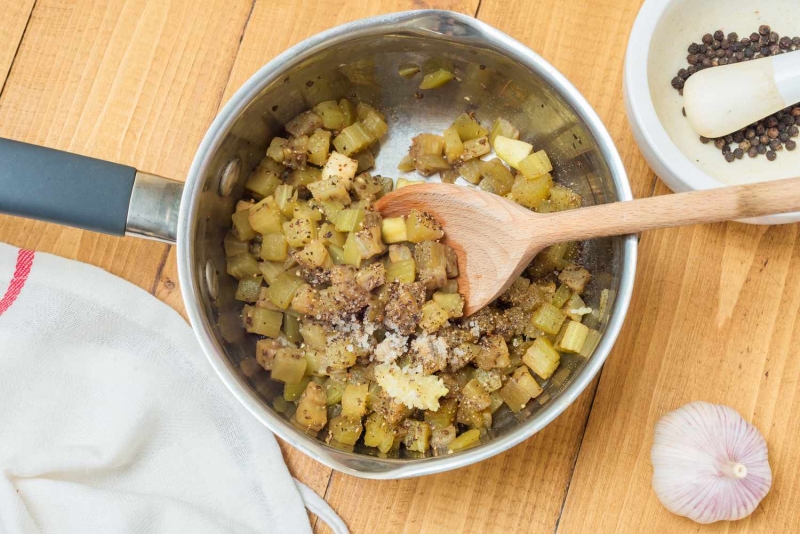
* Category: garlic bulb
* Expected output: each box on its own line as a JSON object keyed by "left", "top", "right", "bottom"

{"left": 651, "top": 401, "right": 772, "bottom": 524}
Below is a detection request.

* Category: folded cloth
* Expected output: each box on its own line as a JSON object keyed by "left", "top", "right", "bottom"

{"left": 0, "top": 243, "right": 347, "bottom": 534}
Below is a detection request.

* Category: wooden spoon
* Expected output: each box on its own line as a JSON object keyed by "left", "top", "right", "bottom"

{"left": 374, "top": 177, "right": 800, "bottom": 316}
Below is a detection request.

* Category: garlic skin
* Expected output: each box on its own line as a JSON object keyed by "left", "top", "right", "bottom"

{"left": 651, "top": 401, "right": 772, "bottom": 524}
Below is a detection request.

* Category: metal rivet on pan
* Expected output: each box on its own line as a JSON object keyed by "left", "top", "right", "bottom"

{"left": 218, "top": 157, "right": 241, "bottom": 197}
{"left": 205, "top": 260, "right": 219, "bottom": 300}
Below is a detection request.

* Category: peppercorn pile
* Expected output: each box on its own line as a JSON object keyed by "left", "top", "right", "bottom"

{"left": 671, "top": 25, "right": 800, "bottom": 162}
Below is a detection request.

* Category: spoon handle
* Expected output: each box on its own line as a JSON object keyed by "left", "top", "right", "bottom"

{"left": 532, "top": 176, "right": 800, "bottom": 244}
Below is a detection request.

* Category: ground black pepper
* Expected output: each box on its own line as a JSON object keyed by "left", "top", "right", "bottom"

{"left": 674, "top": 24, "right": 800, "bottom": 162}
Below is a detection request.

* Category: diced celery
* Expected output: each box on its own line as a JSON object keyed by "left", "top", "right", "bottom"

{"left": 353, "top": 149, "right": 375, "bottom": 173}
{"left": 283, "top": 217, "right": 317, "bottom": 248}
{"left": 558, "top": 265, "right": 591, "bottom": 294}
{"left": 556, "top": 321, "right": 589, "bottom": 354}
{"left": 312, "top": 100, "right": 346, "bottom": 130}
{"left": 232, "top": 209, "right": 257, "bottom": 241}
{"left": 338, "top": 98, "right": 357, "bottom": 126}
{"left": 334, "top": 208, "right": 366, "bottom": 232}
{"left": 354, "top": 226, "right": 385, "bottom": 259}
{"left": 443, "top": 125, "right": 464, "bottom": 163}
{"left": 518, "top": 150, "right": 553, "bottom": 179}
{"left": 307, "top": 129, "right": 331, "bottom": 166}
{"left": 461, "top": 136, "right": 491, "bottom": 161}
{"left": 381, "top": 217, "right": 407, "bottom": 244}
{"left": 286, "top": 167, "right": 321, "bottom": 188}
{"left": 497, "top": 375, "right": 531, "bottom": 412}
{"left": 563, "top": 292, "right": 588, "bottom": 321}
{"left": 513, "top": 366, "right": 543, "bottom": 399}
{"left": 227, "top": 253, "right": 261, "bottom": 279}
{"left": 419, "top": 69, "right": 454, "bottom": 90}
{"left": 272, "top": 395, "right": 289, "bottom": 413}
{"left": 511, "top": 174, "right": 553, "bottom": 209}
{"left": 266, "top": 137, "right": 288, "bottom": 163}
{"left": 283, "top": 376, "right": 311, "bottom": 401}
{"left": 328, "top": 415, "right": 363, "bottom": 446}
{"left": 424, "top": 398, "right": 458, "bottom": 430}
{"left": 242, "top": 305, "right": 283, "bottom": 337}
{"left": 274, "top": 184, "right": 296, "bottom": 217}
{"left": 224, "top": 232, "right": 249, "bottom": 257}
{"left": 447, "top": 428, "right": 481, "bottom": 452}
{"left": 406, "top": 209, "right": 444, "bottom": 243}
{"left": 304, "top": 349, "right": 322, "bottom": 375}
{"left": 317, "top": 222, "right": 345, "bottom": 248}
{"left": 549, "top": 185, "right": 582, "bottom": 212}
{"left": 235, "top": 276, "right": 262, "bottom": 303}
{"left": 579, "top": 328, "right": 602, "bottom": 358}
{"left": 260, "top": 234, "right": 288, "bottom": 262}
{"left": 388, "top": 244, "right": 412, "bottom": 262}
{"left": 283, "top": 312, "right": 302, "bottom": 343}
{"left": 307, "top": 177, "right": 351, "bottom": 204}
{"left": 440, "top": 168, "right": 459, "bottom": 184}
{"left": 268, "top": 273, "right": 306, "bottom": 309}
{"left": 523, "top": 337, "right": 561, "bottom": 380}
{"left": 364, "top": 413, "right": 395, "bottom": 453}
{"left": 440, "top": 279, "right": 459, "bottom": 294}
{"left": 396, "top": 177, "right": 424, "bottom": 188}
{"left": 341, "top": 382, "right": 369, "bottom": 418}
{"left": 328, "top": 244, "right": 346, "bottom": 265}
{"left": 294, "top": 381, "right": 327, "bottom": 431}
{"left": 462, "top": 379, "right": 491, "bottom": 411}
{"left": 292, "top": 202, "right": 323, "bottom": 222}
{"left": 398, "top": 63, "right": 420, "bottom": 78}
{"left": 415, "top": 154, "right": 451, "bottom": 176}
{"left": 342, "top": 232, "right": 362, "bottom": 268}
{"left": 478, "top": 159, "right": 514, "bottom": 196}
{"left": 386, "top": 258, "right": 416, "bottom": 283}
{"left": 489, "top": 118, "right": 520, "bottom": 145}
{"left": 493, "top": 136, "right": 533, "bottom": 169}
{"left": 249, "top": 197, "right": 285, "bottom": 235}
{"left": 452, "top": 113, "right": 488, "bottom": 141}
{"left": 551, "top": 284, "right": 573, "bottom": 308}
{"left": 361, "top": 110, "right": 388, "bottom": 140}
{"left": 458, "top": 159, "right": 483, "bottom": 184}
{"left": 333, "top": 122, "right": 374, "bottom": 156}
{"left": 531, "top": 302, "right": 566, "bottom": 335}
{"left": 245, "top": 165, "right": 281, "bottom": 198}
{"left": 432, "top": 292, "right": 464, "bottom": 318}
{"left": 414, "top": 241, "right": 448, "bottom": 291}
{"left": 258, "top": 260, "right": 285, "bottom": 284}
{"left": 399, "top": 420, "right": 429, "bottom": 453}
{"left": 419, "top": 300, "right": 448, "bottom": 333}
{"left": 397, "top": 154, "right": 416, "bottom": 172}
{"left": 356, "top": 102, "right": 385, "bottom": 121}
{"left": 300, "top": 322, "right": 328, "bottom": 351}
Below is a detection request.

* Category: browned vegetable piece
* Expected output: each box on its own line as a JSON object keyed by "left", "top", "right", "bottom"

{"left": 295, "top": 382, "right": 327, "bottom": 431}
{"left": 356, "top": 262, "right": 386, "bottom": 291}
{"left": 414, "top": 241, "right": 448, "bottom": 291}
{"left": 384, "top": 281, "right": 425, "bottom": 335}
{"left": 285, "top": 110, "right": 323, "bottom": 137}
{"left": 372, "top": 390, "right": 413, "bottom": 425}
{"left": 256, "top": 338, "right": 281, "bottom": 371}
{"left": 558, "top": 265, "right": 592, "bottom": 294}
{"left": 475, "top": 335, "right": 510, "bottom": 370}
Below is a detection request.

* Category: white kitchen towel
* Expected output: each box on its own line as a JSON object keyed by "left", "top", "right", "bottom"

{"left": 0, "top": 243, "right": 347, "bottom": 534}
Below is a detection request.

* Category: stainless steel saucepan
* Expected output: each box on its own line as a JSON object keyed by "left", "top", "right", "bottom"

{"left": 0, "top": 10, "right": 636, "bottom": 478}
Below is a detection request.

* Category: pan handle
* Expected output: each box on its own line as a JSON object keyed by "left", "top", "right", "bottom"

{"left": 0, "top": 137, "right": 182, "bottom": 244}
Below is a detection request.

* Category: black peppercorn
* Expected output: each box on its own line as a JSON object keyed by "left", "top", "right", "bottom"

{"left": 724, "top": 151, "right": 735, "bottom": 162}
{"left": 748, "top": 147, "right": 758, "bottom": 158}
{"left": 757, "top": 124, "right": 766, "bottom": 135}
{"left": 794, "top": 37, "right": 800, "bottom": 46}
{"left": 780, "top": 36, "right": 792, "bottom": 49}
{"left": 757, "top": 144, "right": 768, "bottom": 155}
{"left": 768, "top": 127, "right": 779, "bottom": 139}
{"left": 760, "top": 46, "right": 771, "bottom": 57}
{"left": 779, "top": 132, "right": 790, "bottom": 142}
{"left": 769, "top": 31, "right": 779, "bottom": 44}
{"left": 750, "top": 32, "right": 761, "bottom": 42}
{"left": 733, "top": 131, "right": 745, "bottom": 143}
{"left": 724, "top": 134, "right": 734, "bottom": 143}
{"left": 783, "top": 115, "right": 795, "bottom": 125}
{"left": 759, "top": 25, "right": 771, "bottom": 36}
{"left": 722, "top": 144, "right": 732, "bottom": 154}
{"left": 721, "top": 39, "right": 731, "bottom": 49}
{"left": 728, "top": 32, "right": 739, "bottom": 42}
{"left": 678, "top": 68, "right": 689, "bottom": 79}
{"left": 719, "top": 57, "right": 730, "bottom": 65}
{"left": 752, "top": 136, "right": 760, "bottom": 147}
{"left": 739, "top": 140, "right": 751, "bottom": 151}
{"left": 706, "top": 48, "right": 716, "bottom": 58}
{"left": 714, "top": 30, "right": 725, "bottom": 40}
{"left": 714, "top": 138, "right": 727, "bottom": 150}
{"left": 688, "top": 43, "right": 700, "bottom": 54}
{"left": 787, "top": 140, "right": 797, "bottom": 151}
{"left": 687, "top": 65, "right": 698, "bottom": 75}
{"left": 770, "top": 139, "right": 782, "bottom": 150}
{"left": 767, "top": 150, "right": 777, "bottom": 161}
{"left": 699, "top": 136, "right": 710, "bottom": 144}
{"left": 769, "top": 44, "right": 780, "bottom": 55}
{"left": 712, "top": 40, "right": 722, "bottom": 50}
{"left": 793, "top": 108, "right": 800, "bottom": 117}
{"left": 671, "top": 76, "right": 685, "bottom": 89}
{"left": 760, "top": 135, "right": 770, "bottom": 145}
{"left": 790, "top": 126, "right": 799, "bottom": 137}
{"left": 746, "top": 129, "right": 756, "bottom": 139}
{"left": 702, "top": 58, "right": 713, "bottom": 67}
{"left": 687, "top": 54, "right": 699, "bottom": 64}
{"left": 741, "top": 37, "right": 751, "bottom": 46}
{"left": 731, "top": 42, "right": 742, "bottom": 52}
{"left": 767, "top": 116, "right": 779, "bottom": 128}
{"left": 744, "top": 48, "right": 754, "bottom": 58}
{"left": 733, "top": 148, "right": 744, "bottom": 159}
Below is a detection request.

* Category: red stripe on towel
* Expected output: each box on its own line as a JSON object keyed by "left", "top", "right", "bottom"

{"left": 0, "top": 249, "right": 35, "bottom": 317}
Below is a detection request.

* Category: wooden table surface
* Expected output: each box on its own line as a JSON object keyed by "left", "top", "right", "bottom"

{"left": 2, "top": 1, "right": 798, "bottom": 532}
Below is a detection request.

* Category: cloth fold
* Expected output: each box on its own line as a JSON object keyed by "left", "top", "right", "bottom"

{"left": 0, "top": 243, "right": 345, "bottom": 534}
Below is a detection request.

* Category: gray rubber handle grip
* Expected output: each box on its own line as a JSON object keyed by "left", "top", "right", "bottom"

{"left": 0, "top": 137, "right": 137, "bottom": 235}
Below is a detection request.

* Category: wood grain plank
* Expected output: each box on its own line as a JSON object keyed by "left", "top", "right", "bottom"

{"left": 0, "top": 0, "right": 253, "bottom": 291}
{"left": 557, "top": 181, "right": 800, "bottom": 533}
{"left": 478, "top": 0, "right": 655, "bottom": 199}
{"left": 151, "top": 0, "right": 482, "bottom": 508}
{"left": 0, "top": 0, "right": 35, "bottom": 88}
